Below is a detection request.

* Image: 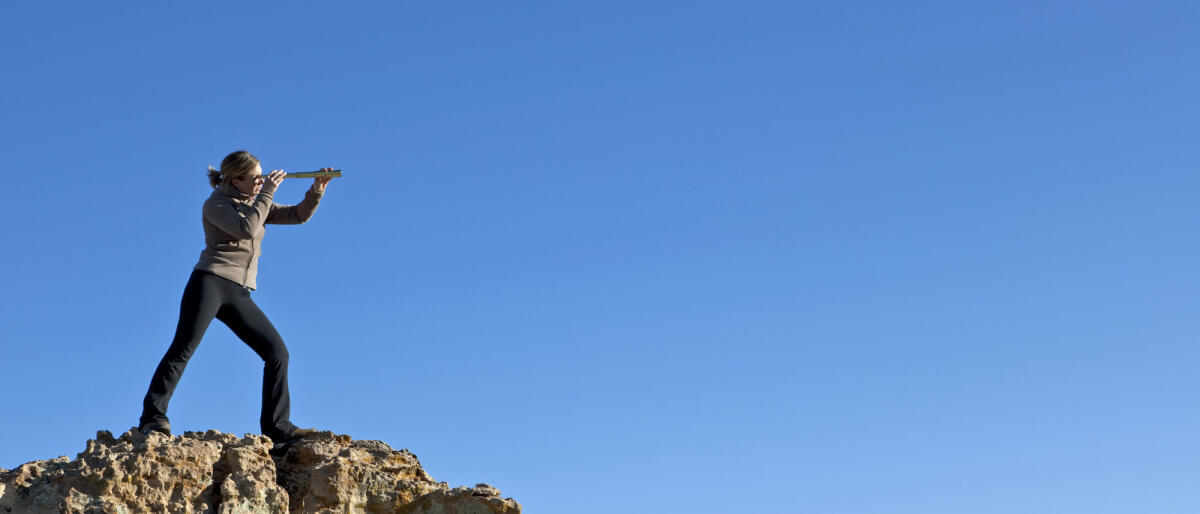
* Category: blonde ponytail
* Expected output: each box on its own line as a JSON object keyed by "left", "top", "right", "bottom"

{"left": 207, "top": 165, "right": 222, "bottom": 188}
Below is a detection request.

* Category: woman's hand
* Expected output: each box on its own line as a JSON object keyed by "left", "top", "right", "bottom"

{"left": 311, "top": 167, "right": 335, "bottom": 193}
{"left": 262, "top": 169, "right": 286, "bottom": 194}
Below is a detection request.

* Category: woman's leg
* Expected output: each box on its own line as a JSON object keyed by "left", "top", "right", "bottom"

{"left": 140, "top": 271, "right": 226, "bottom": 426}
{"left": 216, "top": 287, "right": 295, "bottom": 439}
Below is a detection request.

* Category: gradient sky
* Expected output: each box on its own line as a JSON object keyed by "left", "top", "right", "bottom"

{"left": 2, "top": 2, "right": 1198, "bottom": 512}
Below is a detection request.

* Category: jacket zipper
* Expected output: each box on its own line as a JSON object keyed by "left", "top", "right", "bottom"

{"left": 244, "top": 240, "right": 255, "bottom": 285}
{"left": 242, "top": 201, "right": 256, "bottom": 286}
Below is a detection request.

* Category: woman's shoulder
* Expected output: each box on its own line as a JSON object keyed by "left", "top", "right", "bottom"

{"left": 203, "top": 188, "right": 225, "bottom": 203}
{"left": 202, "top": 188, "right": 241, "bottom": 210}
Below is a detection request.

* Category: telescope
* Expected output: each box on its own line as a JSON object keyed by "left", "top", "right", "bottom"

{"left": 283, "top": 169, "right": 342, "bottom": 178}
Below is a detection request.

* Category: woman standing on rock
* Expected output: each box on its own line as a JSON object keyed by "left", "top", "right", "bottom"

{"left": 139, "top": 150, "right": 334, "bottom": 444}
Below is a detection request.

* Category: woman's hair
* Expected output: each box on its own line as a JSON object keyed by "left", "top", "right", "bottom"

{"left": 207, "top": 150, "right": 261, "bottom": 188}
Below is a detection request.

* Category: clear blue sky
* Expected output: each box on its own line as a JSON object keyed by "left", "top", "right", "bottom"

{"left": 1, "top": 1, "right": 1197, "bottom": 512}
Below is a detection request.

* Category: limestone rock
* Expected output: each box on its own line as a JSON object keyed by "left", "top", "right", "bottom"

{"left": 0, "top": 429, "right": 520, "bottom": 514}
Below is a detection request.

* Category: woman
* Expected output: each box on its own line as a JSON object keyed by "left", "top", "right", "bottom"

{"left": 139, "top": 150, "right": 334, "bottom": 444}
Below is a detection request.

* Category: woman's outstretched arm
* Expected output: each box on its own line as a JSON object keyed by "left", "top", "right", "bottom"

{"left": 266, "top": 169, "right": 333, "bottom": 225}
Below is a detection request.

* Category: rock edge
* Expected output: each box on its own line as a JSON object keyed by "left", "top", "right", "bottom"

{"left": 0, "top": 429, "right": 520, "bottom": 514}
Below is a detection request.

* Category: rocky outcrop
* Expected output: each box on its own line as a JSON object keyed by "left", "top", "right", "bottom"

{"left": 0, "top": 429, "right": 520, "bottom": 514}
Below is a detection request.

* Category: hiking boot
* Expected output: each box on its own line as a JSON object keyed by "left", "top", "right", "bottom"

{"left": 279, "top": 426, "right": 317, "bottom": 442}
{"left": 268, "top": 426, "right": 317, "bottom": 456}
{"left": 268, "top": 425, "right": 316, "bottom": 444}
{"left": 287, "top": 427, "right": 317, "bottom": 438}
{"left": 139, "top": 419, "right": 171, "bottom": 436}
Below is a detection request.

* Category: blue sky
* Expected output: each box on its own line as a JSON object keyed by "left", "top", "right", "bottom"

{"left": 2, "top": 1, "right": 1198, "bottom": 512}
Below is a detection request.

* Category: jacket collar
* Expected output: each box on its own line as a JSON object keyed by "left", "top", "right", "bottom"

{"left": 219, "top": 182, "right": 255, "bottom": 203}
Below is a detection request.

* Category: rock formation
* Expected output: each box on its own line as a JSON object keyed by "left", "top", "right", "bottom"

{"left": 0, "top": 429, "right": 520, "bottom": 513}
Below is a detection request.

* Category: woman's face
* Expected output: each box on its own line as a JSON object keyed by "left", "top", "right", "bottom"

{"left": 231, "top": 163, "right": 264, "bottom": 196}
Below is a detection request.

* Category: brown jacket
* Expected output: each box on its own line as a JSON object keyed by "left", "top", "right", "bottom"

{"left": 193, "top": 183, "right": 324, "bottom": 289}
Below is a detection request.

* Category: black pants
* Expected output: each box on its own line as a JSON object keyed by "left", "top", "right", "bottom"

{"left": 140, "top": 270, "right": 296, "bottom": 438}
